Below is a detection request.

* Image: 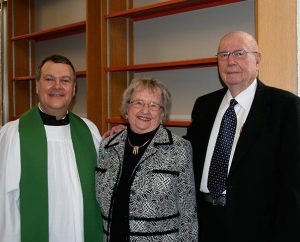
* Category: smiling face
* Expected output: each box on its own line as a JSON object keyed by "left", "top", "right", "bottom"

{"left": 127, "top": 87, "right": 164, "bottom": 134}
{"left": 218, "top": 32, "right": 261, "bottom": 97}
{"left": 36, "top": 61, "right": 76, "bottom": 119}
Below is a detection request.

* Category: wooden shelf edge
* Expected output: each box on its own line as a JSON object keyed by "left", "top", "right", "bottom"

{"left": 11, "top": 115, "right": 20, "bottom": 121}
{"left": 165, "top": 120, "right": 191, "bottom": 127}
{"left": 76, "top": 71, "right": 87, "bottom": 78}
{"left": 12, "top": 76, "right": 35, "bottom": 81}
{"left": 12, "top": 71, "right": 86, "bottom": 81}
{"left": 105, "top": 57, "right": 218, "bottom": 72}
{"left": 106, "top": 117, "right": 191, "bottom": 127}
{"left": 106, "top": 0, "right": 245, "bottom": 21}
{"left": 11, "top": 20, "right": 86, "bottom": 41}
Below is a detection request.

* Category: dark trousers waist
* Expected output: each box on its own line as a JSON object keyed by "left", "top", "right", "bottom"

{"left": 199, "top": 192, "right": 226, "bottom": 206}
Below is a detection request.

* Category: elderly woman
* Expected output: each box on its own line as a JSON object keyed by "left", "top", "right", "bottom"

{"left": 96, "top": 77, "right": 198, "bottom": 241}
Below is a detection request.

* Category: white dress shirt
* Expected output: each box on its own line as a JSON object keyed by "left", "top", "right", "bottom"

{"left": 200, "top": 79, "right": 257, "bottom": 193}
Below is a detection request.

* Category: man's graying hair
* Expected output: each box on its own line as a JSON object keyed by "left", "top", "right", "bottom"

{"left": 35, "top": 54, "right": 76, "bottom": 81}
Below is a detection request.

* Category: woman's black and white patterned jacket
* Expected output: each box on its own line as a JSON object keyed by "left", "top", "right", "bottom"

{"left": 96, "top": 125, "right": 198, "bottom": 241}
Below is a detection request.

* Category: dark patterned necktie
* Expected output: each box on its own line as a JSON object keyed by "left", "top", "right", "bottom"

{"left": 208, "top": 99, "right": 238, "bottom": 199}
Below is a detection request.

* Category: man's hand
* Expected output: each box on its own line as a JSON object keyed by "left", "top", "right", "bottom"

{"left": 102, "top": 124, "right": 126, "bottom": 138}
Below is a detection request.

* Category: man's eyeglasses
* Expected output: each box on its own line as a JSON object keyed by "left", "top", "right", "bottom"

{"left": 128, "top": 99, "right": 162, "bottom": 111}
{"left": 216, "top": 49, "right": 259, "bottom": 60}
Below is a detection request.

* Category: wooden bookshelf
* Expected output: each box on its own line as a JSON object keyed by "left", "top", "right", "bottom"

{"left": 7, "top": 0, "right": 297, "bottom": 133}
{"left": 104, "top": 0, "right": 244, "bottom": 129}
{"left": 8, "top": 0, "right": 90, "bottom": 122}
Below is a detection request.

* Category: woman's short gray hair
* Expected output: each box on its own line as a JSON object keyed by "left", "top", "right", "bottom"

{"left": 120, "top": 77, "right": 171, "bottom": 124}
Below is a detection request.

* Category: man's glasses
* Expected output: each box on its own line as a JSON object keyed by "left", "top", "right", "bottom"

{"left": 128, "top": 99, "right": 162, "bottom": 111}
{"left": 216, "top": 49, "right": 259, "bottom": 60}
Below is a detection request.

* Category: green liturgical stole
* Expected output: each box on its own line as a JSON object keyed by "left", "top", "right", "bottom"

{"left": 19, "top": 106, "right": 102, "bottom": 242}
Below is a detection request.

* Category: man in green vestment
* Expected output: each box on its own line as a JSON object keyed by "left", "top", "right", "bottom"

{"left": 0, "top": 54, "right": 103, "bottom": 242}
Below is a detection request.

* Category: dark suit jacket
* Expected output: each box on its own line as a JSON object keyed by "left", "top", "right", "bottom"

{"left": 186, "top": 80, "right": 300, "bottom": 242}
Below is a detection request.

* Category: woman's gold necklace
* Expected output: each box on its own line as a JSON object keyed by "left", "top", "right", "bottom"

{"left": 128, "top": 138, "right": 150, "bottom": 155}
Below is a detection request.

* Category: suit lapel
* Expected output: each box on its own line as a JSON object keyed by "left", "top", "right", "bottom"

{"left": 229, "top": 81, "right": 269, "bottom": 175}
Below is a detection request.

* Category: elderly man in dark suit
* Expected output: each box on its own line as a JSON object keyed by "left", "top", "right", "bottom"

{"left": 187, "top": 31, "right": 300, "bottom": 242}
